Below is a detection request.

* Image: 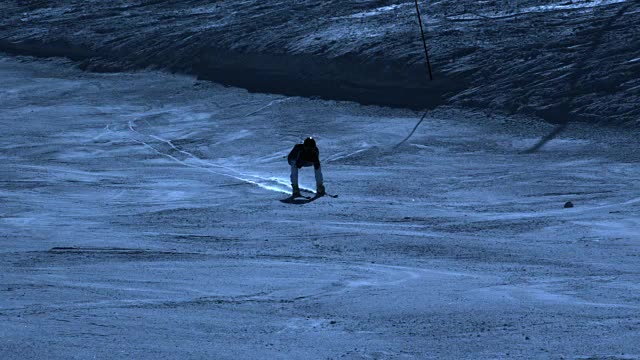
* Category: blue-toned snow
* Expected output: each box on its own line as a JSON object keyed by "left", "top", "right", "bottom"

{"left": 1, "top": 55, "right": 639, "bottom": 359}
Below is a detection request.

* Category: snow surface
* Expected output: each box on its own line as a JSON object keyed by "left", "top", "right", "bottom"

{"left": 1, "top": 56, "right": 640, "bottom": 359}
{"left": 447, "top": 0, "right": 629, "bottom": 20}
{"left": 334, "top": 4, "right": 412, "bottom": 20}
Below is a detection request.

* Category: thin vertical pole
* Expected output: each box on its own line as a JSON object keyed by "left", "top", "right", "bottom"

{"left": 414, "top": 0, "right": 433, "bottom": 81}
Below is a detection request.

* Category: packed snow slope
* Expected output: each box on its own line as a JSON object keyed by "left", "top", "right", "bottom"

{"left": 1, "top": 0, "right": 639, "bottom": 124}
{"left": 2, "top": 56, "right": 640, "bottom": 359}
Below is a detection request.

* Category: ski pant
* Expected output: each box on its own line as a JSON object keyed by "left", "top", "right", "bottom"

{"left": 289, "top": 160, "right": 323, "bottom": 188}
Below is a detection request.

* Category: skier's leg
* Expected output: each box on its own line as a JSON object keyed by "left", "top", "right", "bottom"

{"left": 290, "top": 165, "right": 300, "bottom": 195}
{"left": 314, "top": 166, "right": 325, "bottom": 195}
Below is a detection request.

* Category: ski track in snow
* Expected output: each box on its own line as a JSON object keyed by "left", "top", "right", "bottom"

{"left": 243, "top": 97, "right": 293, "bottom": 117}
{"left": 105, "top": 98, "right": 323, "bottom": 196}
{"left": 109, "top": 116, "right": 302, "bottom": 195}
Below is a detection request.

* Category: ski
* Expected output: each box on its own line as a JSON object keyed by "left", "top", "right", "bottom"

{"left": 280, "top": 193, "right": 310, "bottom": 202}
{"left": 301, "top": 189, "right": 338, "bottom": 198}
{"left": 280, "top": 191, "right": 339, "bottom": 204}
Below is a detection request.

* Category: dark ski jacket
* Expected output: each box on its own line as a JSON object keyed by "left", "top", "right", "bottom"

{"left": 288, "top": 144, "right": 321, "bottom": 169}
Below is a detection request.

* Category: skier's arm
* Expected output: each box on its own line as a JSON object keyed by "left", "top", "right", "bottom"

{"left": 287, "top": 145, "right": 301, "bottom": 165}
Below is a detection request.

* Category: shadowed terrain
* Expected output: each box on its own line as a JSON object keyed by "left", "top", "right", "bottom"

{"left": 1, "top": 0, "right": 639, "bottom": 124}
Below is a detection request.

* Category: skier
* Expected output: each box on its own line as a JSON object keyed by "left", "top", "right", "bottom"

{"left": 287, "top": 137, "right": 325, "bottom": 197}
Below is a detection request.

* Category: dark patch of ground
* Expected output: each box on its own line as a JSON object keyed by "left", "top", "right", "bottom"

{"left": 1, "top": 0, "right": 638, "bottom": 124}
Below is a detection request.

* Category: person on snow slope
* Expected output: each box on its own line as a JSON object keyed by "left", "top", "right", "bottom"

{"left": 287, "top": 137, "right": 325, "bottom": 197}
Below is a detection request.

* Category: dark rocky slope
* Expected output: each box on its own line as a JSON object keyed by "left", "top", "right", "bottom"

{"left": 1, "top": 0, "right": 638, "bottom": 124}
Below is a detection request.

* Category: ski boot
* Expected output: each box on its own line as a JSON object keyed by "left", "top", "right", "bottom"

{"left": 291, "top": 184, "right": 302, "bottom": 198}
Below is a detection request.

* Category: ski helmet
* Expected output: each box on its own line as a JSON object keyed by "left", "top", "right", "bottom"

{"left": 303, "top": 137, "right": 316, "bottom": 148}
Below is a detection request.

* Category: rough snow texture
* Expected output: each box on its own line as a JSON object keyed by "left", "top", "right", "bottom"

{"left": 1, "top": 0, "right": 639, "bottom": 124}
{"left": 2, "top": 56, "right": 640, "bottom": 359}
